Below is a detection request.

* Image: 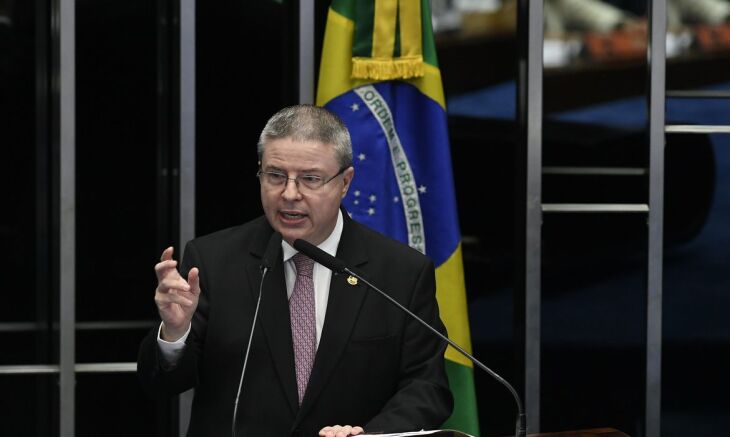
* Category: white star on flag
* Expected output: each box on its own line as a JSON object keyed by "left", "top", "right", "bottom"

{"left": 358, "top": 153, "right": 366, "bottom": 161}
{"left": 393, "top": 197, "right": 399, "bottom": 203}
{"left": 354, "top": 190, "right": 361, "bottom": 197}
{"left": 369, "top": 194, "right": 376, "bottom": 203}
{"left": 418, "top": 185, "right": 427, "bottom": 194}
{"left": 350, "top": 103, "right": 359, "bottom": 112}
{"left": 367, "top": 208, "right": 375, "bottom": 216}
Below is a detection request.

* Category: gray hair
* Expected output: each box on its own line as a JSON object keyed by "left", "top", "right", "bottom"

{"left": 257, "top": 105, "right": 353, "bottom": 169}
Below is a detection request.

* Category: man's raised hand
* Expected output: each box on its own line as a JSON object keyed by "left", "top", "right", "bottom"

{"left": 154, "top": 247, "right": 200, "bottom": 341}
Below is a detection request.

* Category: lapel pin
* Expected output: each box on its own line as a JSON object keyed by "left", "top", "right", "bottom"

{"left": 347, "top": 275, "right": 358, "bottom": 286}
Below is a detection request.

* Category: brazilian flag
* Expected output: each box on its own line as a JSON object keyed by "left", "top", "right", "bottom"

{"left": 316, "top": 1, "right": 479, "bottom": 434}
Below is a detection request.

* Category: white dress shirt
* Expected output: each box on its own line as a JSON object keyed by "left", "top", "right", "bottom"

{"left": 157, "top": 211, "right": 344, "bottom": 365}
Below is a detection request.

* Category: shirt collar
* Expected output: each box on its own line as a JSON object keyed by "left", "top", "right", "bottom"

{"left": 281, "top": 209, "right": 344, "bottom": 263}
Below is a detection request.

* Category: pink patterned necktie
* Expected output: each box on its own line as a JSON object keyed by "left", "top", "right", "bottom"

{"left": 290, "top": 253, "right": 316, "bottom": 405}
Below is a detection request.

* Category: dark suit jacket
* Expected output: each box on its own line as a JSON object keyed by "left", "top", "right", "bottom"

{"left": 138, "top": 213, "right": 453, "bottom": 436}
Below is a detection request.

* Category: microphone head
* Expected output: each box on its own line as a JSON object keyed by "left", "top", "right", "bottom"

{"left": 260, "top": 232, "right": 282, "bottom": 270}
{"left": 292, "top": 239, "right": 347, "bottom": 274}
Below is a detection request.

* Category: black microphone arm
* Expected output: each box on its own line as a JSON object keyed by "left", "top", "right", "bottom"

{"left": 293, "top": 238, "right": 526, "bottom": 437}
{"left": 232, "top": 232, "right": 282, "bottom": 437}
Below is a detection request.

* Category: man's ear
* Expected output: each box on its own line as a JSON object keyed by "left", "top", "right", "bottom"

{"left": 341, "top": 166, "right": 355, "bottom": 198}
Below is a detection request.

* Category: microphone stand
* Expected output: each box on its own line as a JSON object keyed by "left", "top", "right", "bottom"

{"left": 232, "top": 232, "right": 281, "bottom": 437}
{"left": 231, "top": 264, "right": 268, "bottom": 437}
{"left": 343, "top": 267, "right": 527, "bottom": 437}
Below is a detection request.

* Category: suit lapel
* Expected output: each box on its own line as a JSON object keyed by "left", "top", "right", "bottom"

{"left": 294, "top": 215, "right": 369, "bottom": 422}
{"left": 247, "top": 225, "right": 299, "bottom": 415}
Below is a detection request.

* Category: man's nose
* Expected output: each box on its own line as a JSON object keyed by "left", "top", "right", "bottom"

{"left": 281, "top": 177, "right": 302, "bottom": 200}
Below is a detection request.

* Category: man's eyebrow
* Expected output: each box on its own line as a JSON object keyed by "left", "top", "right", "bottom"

{"left": 264, "top": 165, "right": 325, "bottom": 174}
{"left": 300, "top": 168, "right": 325, "bottom": 174}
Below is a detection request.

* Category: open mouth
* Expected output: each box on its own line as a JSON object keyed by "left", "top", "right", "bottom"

{"left": 281, "top": 211, "right": 306, "bottom": 220}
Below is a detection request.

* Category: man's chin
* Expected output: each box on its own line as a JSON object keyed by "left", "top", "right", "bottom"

{"left": 278, "top": 229, "right": 306, "bottom": 246}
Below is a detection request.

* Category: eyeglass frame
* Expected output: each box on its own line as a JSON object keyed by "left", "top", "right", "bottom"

{"left": 256, "top": 166, "right": 349, "bottom": 192}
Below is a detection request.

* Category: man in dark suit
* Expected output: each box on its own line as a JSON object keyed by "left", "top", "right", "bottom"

{"left": 138, "top": 105, "right": 453, "bottom": 437}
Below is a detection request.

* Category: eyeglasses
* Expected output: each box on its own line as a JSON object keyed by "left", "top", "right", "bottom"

{"left": 256, "top": 167, "right": 347, "bottom": 192}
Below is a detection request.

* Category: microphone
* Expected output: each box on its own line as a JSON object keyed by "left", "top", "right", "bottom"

{"left": 292, "top": 239, "right": 347, "bottom": 274}
{"left": 260, "top": 231, "right": 284, "bottom": 272}
{"left": 232, "top": 232, "right": 282, "bottom": 437}
{"left": 293, "top": 238, "right": 527, "bottom": 437}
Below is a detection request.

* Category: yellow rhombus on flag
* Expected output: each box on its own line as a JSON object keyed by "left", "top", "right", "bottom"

{"left": 316, "top": 0, "right": 480, "bottom": 435}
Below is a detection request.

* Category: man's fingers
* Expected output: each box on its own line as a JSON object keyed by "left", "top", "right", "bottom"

{"left": 154, "top": 259, "right": 178, "bottom": 278}
{"left": 155, "top": 255, "right": 180, "bottom": 282}
{"left": 319, "top": 425, "right": 362, "bottom": 437}
{"left": 188, "top": 267, "right": 201, "bottom": 295}
{"left": 155, "top": 290, "right": 194, "bottom": 307}
{"left": 160, "top": 246, "right": 174, "bottom": 262}
{"left": 158, "top": 277, "right": 191, "bottom": 293}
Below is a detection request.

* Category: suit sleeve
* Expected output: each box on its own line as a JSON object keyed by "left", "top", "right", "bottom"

{"left": 363, "top": 260, "right": 454, "bottom": 432}
{"left": 137, "top": 241, "right": 211, "bottom": 397}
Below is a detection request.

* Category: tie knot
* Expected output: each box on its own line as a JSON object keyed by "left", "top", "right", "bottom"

{"left": 292, "top": 253, "right": 314, "bottom": 278}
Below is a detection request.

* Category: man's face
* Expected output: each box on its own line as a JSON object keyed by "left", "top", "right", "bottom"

{"left": 259, "top": 137, "right": 353, "bottom": 246}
